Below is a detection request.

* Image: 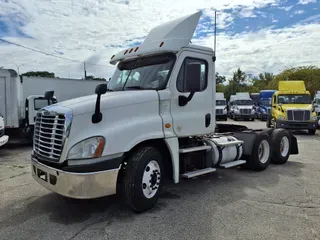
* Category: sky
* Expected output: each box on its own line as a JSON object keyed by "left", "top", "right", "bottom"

{"left": 0, "top": 0, "right": 319, "bottom": 80}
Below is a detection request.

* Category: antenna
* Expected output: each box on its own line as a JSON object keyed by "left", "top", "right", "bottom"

{"left": 213, "top": 10, "right": 217, "bottom": 62}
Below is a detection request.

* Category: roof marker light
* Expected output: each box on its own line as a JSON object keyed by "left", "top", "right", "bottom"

{"left": 134, "top": 47, "right": 139, "bottom": 52}
{"left": 129, "top": 48, "right": 133, "bottom": 53}
{"left": 159, "top": 42, "right": 164, "bottom": 47}
{"left": 111, "top": 55, "right": 115, "bottom": 59}
{"left": 124, "top": 50, "right": 128, "bottom": 55}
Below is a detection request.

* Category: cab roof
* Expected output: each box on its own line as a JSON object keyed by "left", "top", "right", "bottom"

{"left": 109, "top": 11, "right": 213, "bottom": 65}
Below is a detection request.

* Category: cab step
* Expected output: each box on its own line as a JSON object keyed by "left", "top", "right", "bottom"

{"left": 182, "top": 167, "right": 216, "bottom": 179}
{"left": 218, "top": 160, "right": 246, "bottom": 169}
{"left": 179, "top": 145, "right": 211, "bottom": 154}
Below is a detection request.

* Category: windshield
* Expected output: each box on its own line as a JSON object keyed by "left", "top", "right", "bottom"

{"left": 278, "top": 94, "right": 311, "bottom": 104}
{"left": 108, "top": 53, "right": 176, "bottom": 91}
{"left": 216, "top": 100, "right": 226, "bottom": 106}
{"left": 260, "top": 98, "right": 271, "bottom": 106}
{"left": 235, "top": 99, "right": 253, "bottom": 105}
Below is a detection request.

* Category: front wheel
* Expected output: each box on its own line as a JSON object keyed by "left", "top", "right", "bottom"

{"left": 121, "top": 146, "right": 164, "bottom": 213}
{"left": 308, "top": 129, "right": 316, "bottom": 135}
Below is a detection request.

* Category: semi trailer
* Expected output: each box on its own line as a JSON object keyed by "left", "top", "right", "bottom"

{"left": 31, "top": 11, "right": 299, "bottom": 213}
{"left": 0, "top": 69, "right": 107, "bottom": 141}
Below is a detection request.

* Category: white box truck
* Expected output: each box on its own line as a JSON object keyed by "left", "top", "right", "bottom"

{"left": 0, "top": 69, "right": 107, "bottom": 141}
{"left": 0, "top": 114, "right": 9, "bottom": 147}
{"left": 230, "top": 92, "right": 256, "bottom": 121}
{"left": 215, "top": 92, "right": 227, "bottom": 120}
{"left": 30, "top": 11, "right": 299, "bottom": 213}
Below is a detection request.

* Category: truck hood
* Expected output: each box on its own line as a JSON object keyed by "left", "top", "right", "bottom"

{"left": 52, "top": 90, "right": 159, "bottom": 115}
{"left": 281, "top": 104, "right": 312, "bottom": 111}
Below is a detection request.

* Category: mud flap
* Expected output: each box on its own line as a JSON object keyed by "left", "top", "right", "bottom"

{"left": 289, "top": 131, "right": 299, "bottom": 154}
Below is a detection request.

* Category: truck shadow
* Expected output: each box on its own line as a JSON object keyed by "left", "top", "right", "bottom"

{"left": 0, "top": 160, "right": 304, "bottom": 231}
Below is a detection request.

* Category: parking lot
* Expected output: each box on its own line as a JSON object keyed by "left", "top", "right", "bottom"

{"left": 1, "top": 119, "right": 320, "bottom": 240}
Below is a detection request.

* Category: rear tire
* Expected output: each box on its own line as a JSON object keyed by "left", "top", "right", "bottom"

{"left": 270, "top": 129, "right": 291, "bottom": 164}
{"left": 120, "top": 146, "right": 164, "bottom": 213}
{"left": 243, "top": 132, "right": 273, "bottom": 171}
{"left": 308, "top": 129, "right": 316, "bottom": 135}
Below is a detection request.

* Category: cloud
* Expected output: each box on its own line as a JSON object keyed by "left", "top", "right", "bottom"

{"left": 0, "top": 0, "right": 319, "bottom": 81}
{"left": 294, "top": 10, "right": 305, "bottom": 15}
{"left": 298, "top": 0, "right": 316, "bottom": 4}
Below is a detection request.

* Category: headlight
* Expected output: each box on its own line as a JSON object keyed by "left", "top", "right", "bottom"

{"left": 278, "top": 115, "right": 285, "bottom": 120}
{"left": 312, "top": 116, "right": 317, "bottom": 121}
{"left": 67, "top": 136, "right": 105, "bottom": 160}
{"left": 261, "top": 108, "right": 266, "bottom": 113}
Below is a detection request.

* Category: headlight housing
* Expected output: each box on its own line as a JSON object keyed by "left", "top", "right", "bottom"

{"left": 312, "top": 116, "right": 317, "bottom": 121}
{"left": 278, "top": 115, "right": 285, "bottom": 120}
{"left": 67, "top": 136, "right": 105, "bottom": 160}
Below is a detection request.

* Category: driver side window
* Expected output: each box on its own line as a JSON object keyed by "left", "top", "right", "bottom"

{"left": 176, "top": 57, "right": 208, "bottom": 92}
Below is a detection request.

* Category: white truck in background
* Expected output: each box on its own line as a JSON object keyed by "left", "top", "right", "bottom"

{"left": 0, "top": 69, "right": 107, "bottom": 141}
{"left": 0, "top": 114, "right": 9, "bottom": 147}
{"left": 215, "top": 92, "right": 227, "bottom": 121}
{"left": 312, "top": 91, "right": 320, "bottom": 127}
{"left": 31, "top": 11, "right": 299, "bottom": 213}
{"left": 230, "top": 92, "right": 255, "bottom": 121}
{"left": 228, "top": 94, "right": 236, "bottom": 118}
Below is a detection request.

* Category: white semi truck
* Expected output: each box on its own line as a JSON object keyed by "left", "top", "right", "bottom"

{"left": 215, "top": 92, "right": 227, "bottom": 120}
{"left": 31, "top": 11, "right": 299, "bottom": 213}
{"left": 313, "top": 91, "right": 320, "bottom": 125}
{"left": 230, "top": 92, "right": 256, "bottom": 121}
{"left": 0, "top": 69, "right": 107, "bottom": 141}
{"left": 0, "top": 114, "right": 9, "bottom": 147}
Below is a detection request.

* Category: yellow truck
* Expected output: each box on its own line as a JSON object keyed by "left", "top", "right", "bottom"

{"left": 266, "top": 80, "right": 318, "bottom": 135}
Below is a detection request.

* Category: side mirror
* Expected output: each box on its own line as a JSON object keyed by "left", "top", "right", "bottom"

{"left": 184, "top": 63, "right": 201, "bottom": 92}
{"left": 92, "top": 84, "right": 108, "bottom": 124}
{"left": 95, "top": 84, "right": 108, "bottom": 95}
{"left": 44, "top": 91, "right": 54, "bottom": 100}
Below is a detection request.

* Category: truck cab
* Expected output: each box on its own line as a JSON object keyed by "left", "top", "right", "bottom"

{"left": 312, "top": 91, "right": 320, "bottom": 125}
{"left": 30, "top": 11, "right": 299, "bottom": 213}
{"left": 215, "top": 92, "right": 227, "bottom": 121}
{"left": 267, "top": 81, "right": 317, "bottom": 135}
{"left": 0, "top": 114, "right": 9, "bottom": 147}
{"left": 231, "top": 92, "right": 255, "bottom": 121}
{"left": 256, "top": 90, "right": 276, "bottom": 121}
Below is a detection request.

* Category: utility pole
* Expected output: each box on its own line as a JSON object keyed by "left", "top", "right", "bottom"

{"left": 84, "top": 62, "right": 87, "bottom": 79}
{"left": 13, "top": 63, "right": 24, "bottom": 75}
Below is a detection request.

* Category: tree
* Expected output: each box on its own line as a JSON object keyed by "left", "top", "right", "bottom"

{"left": 21, "top": 71, "right": 55, "bottom": 78}
{"left": 232, "top": 68, "right": 247, "bottom": 85}
{"left": 215, "top": 72, "right": 226, "bottom": 85}
{"left": 85, "top": 75, "right": 107, "bottom": 81}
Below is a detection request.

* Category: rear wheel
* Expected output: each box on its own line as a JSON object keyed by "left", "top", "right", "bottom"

{"left": 271, "top": 129, "right": 291, "bottom": 164}
{"left": 120, "top": 146, "right": 164, "bottom": 213}
{"left": 243, "top": 132, "right": 273, "bottom": 171}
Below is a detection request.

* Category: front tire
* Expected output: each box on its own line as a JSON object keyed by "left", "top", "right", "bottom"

{"left": 121, "top": 146, "right": 164, "bottom": 213}
{"left": 308, "top": 129, "right": 316, "bottom": 135}
{"left": 271, "top": 129, "right": 291, "bottom": 164}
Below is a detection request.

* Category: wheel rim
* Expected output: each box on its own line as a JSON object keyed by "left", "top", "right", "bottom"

{"left": 142, "top": 160, "right": 161, "bottom": 199}
{"left": 280, "top": 136, "right": 289, "bottom": 157}
{"left": 258, "top": 140, "right": 270, "bottom": 164}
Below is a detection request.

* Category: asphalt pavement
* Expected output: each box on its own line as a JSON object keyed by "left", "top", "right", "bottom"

{"left": 1, "top": 119, "right": 319, "bottom": 240}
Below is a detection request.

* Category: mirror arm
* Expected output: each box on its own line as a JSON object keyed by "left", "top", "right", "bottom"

{"left": 92, "top": 93, "right": 103, "bottom": 123}
{"left": 178, "top": 92, "right": 195, "bottom": 107}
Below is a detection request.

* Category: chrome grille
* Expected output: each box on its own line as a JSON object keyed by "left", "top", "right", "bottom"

{"left": 33, "top": 112, "right": 65, "bottom": 162}
{"left": 216, "top": 109, "right": 223, "bottom": 115}
{"left": 287, "top": 110, "right": 310, "bottom": 121}
{"left": 240, "top": 109, "right": 251, "bottom": 114}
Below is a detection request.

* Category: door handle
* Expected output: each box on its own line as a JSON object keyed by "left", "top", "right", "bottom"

{"left": 205, "top": 113, "right": 211, "bottom": 127}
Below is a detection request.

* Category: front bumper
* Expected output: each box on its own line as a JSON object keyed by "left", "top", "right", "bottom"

{"left": 0, "top": 135, "right": 9, "bottom": 147}
{"left": 31, "top": 157, "right": 120, "bottom": 199}
{"left": 234, "top": 113, "right": 255, "bottom": 119}
{"left": 276, "top": 120, "right": 318, "bottom": 130}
